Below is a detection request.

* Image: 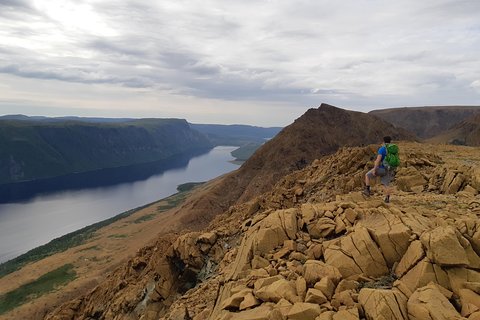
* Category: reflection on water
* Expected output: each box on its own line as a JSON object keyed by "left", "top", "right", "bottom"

{"left": 0, "top": 148, "right": 209, "bottom": 204}
{"left": 0, "top": 146, "right": 238, "bottom": 263}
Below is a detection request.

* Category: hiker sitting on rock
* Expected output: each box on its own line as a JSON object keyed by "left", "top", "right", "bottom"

{"left": 363, "top": 136, "right": 400, "bottom": 203}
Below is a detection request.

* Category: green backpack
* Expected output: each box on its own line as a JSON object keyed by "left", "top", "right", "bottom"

{"left": 384, "top": 144, "right": 400, "bottom": 169}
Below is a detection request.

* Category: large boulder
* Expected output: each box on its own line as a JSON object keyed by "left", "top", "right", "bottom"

{"left": 421, "top": 226, "right": 480, "bottom": 268}
{"left": 221, "top": 289, "right": 252, "bottom": 310}
{"left": 441, "top": 171, "right": 466, "bottom": 194}
{"left": 358, "top": 288, "right": 408, "bottom": 320}
{"left": 445, "top": 268, "right": 480, "bottom": 294}
{"left": 307, "top": 217, "right": 337, "bottom": 239}
{"left": 400, "top": 258, "right": 450, "bottom": 293}
{"left": 359, "top": 209, "right": 412, "bottom": 267}
{"left": 303, "top": 260, "right": 342, "bottom": 286}
{"left": 254, "top": 278, "right": 300, "bottom": 304}
{"left": 228, "top": 304, "right": 274, "bottom": 320}
{"left": 458, "top": 289, "right": 480, "bottom": 318}
{"left": 396, "top": 167, "right": 427, "bottom": 192}
{"left": 304, "top": 288, "right": 328, "bottom": 304}
{"left": 286, "top": 302, "right": 322, "bottom": 320}
{"left": 394, "top": 240, "right": 425, "bottom": 278}
{"left": 407, "top": 284, "right": 464, "bottom": 320}
{"left": 324, "top": 226, "right": 389, "bottom": 278}
{"left": 253, "top": 209, "right": 298, "bottom": 255}
{"left": 171, "top": 232, "right": 204, "bottom": 270}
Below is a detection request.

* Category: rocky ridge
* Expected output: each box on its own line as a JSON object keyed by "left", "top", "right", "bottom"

{"left": 46, "top": 142, "right": 480, "bottom": 320}
{"left": 171, "top": 104, "right": 415, "bottom": 228}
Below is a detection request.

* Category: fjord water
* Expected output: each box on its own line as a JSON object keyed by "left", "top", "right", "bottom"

{"left": 0, "top": 146, "right": 238, "bottom": 263}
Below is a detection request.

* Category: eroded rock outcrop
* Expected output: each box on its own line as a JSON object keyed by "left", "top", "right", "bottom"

{"left": 45, "top": 142, "right": 480, "bottom": 320}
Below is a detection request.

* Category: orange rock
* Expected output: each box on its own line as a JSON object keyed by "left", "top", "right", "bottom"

{"left": 407, "top": 284, "right": 464, "bottom": 320}
{"left": 228, "top": 304, "right": 273, "bottom": 320}
{"left": 286, "top": 302, "right": 322, "bottom": 320}
{"left": 400, "top": 258, "right": 450, "bottom": 293}
{"left": 254, "top": 279, "right": 299, "bottom": 304}
{"left": 238, "top": 293, "right": 261, "bottom": 311}
{"left": 358, "top": 288, "right": 408, "bottom": 320}
{"left": 314, "top": 276, "right": 336, "bottom": 300}
{"left": 304, "top": 288, "right": 328, "bottom": 304}
{"left": 221, "top": 289, "right": 252, "bottom": 310}
{"left": 459, "top": 289, "right": 480, "bottom": 317}
{"left": 394, "top": 240, "right": 425, "bottom": 278}
{"left": 421, "top": 226, "right": 470, "bottom": 266}
{"left": 333, "top": 308, "right": 360, "bottom": 320}
{"left": 360, "top": 210, "right": 412, "bottom": 267}
{"left": 295, "top": 277, "right": 307, "bottom": 300}
{"left": 303, "top": 260, "right": 342, "bottom": 286}
{"left": 324, "top": 226, "right": 388, "bottom": 278}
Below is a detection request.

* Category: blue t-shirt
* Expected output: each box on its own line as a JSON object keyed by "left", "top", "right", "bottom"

{"left": 378, "top": 146, "right": 387, "bottom": 168}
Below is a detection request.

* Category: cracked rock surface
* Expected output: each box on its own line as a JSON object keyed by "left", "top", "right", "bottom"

{"left": 45, "top": 142, "right": 480, "bottom": 320}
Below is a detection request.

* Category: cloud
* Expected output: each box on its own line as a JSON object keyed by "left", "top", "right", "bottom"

{"left": 471, "top": 80, "right": 480, "bottom": 92}
{"left": 0, "top": 0, "right": 479, "bottom": 125}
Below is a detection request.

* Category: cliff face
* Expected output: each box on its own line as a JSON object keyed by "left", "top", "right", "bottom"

{"left": 0, "top": 119, "right": 213, "bottom": 184}
{"left": 427, "top": 114, "right": 480, "bottom": 146}
{"left": 370, "top": 106, "right": 480, "bottom": 139}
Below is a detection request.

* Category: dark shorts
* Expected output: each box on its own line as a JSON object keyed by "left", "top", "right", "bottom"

{"left": 367, "top": 167, "right": 395, "bottom": 186}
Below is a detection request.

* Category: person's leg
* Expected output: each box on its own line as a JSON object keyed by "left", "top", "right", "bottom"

{"left": 383, "top": 185, "right": 391, "bottom": 202}
{"left": 364, "top": 169, "right": 375, "bottom": 196}
{"left": 381, "top": 170, "right": 393, "bottom": 202}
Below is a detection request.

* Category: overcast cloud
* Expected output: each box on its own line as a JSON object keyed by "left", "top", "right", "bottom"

{"left": 0, "top": 0, "right": 479, "bottom": 125}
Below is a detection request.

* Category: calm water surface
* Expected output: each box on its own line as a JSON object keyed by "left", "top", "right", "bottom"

{"left": 0, "top": 146, "right": 238, "bottom": 263}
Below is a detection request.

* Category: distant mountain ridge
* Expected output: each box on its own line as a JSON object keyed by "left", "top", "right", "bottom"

{"left": 0, "top": 114, "right": 134, "bottom": 123}
{"left": 0, "top": 115, "right": 283, "bottom": 146}
{"left": 0, "top": 118, "right": 212, "bottom": 185}
{"left": 427, "top": 114, "right": 480, "bottom": 146}
{"left": 0, "top": 115, "right": 285, "bottom": 185}
{"left": 189, "top": 123, "right": 282, "bottom": 146}
{"left": 370, "top": 106, "right": 480, "bottom": 138}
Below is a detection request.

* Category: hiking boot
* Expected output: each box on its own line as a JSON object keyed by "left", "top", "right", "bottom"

{"left": 362, "top": 187, "right": 371, "bottom": 197}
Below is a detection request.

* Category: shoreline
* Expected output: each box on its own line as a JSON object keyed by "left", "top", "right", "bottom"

{"left": 0, "top": 145, "right": 239, "bottom": 267}
{"left": 0, "top": 181, "right": 204, "bottom": 279}
{"left": 0, "top": 147, "right": 212, "bottom": 204}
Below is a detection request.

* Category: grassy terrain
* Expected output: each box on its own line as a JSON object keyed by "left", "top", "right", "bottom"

{"left": 156, "top": 183, "right": 204, "bottom": 212}
{"left": 176, "top": 182, "right": 204, "bottom": 192}
{"left": 75, "top": 245, "right": 100, "bottom": 253}
{"left": 0, "top": 182, "right": 205, "bottom": 279}
{"left": 230, "top": 142, "right": 262, "bottom": 161}
{"left": 0, "top": 264, "right": 76, "bottom": 315}
{"left": 108, "top": 234, "right": 128, "bottom": 239}
{"left": 133, "top": 213, "right": 157, "bottom": 224}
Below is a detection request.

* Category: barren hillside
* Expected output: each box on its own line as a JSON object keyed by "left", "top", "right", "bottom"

{"left": 43, "top": 141, "right": 480, "bottom": 320}
{"left": 427, "top": 114, "right": 480, "bottom": 146}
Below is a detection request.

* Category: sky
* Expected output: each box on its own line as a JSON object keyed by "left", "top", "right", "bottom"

{"left": 0, "top": 0, "right": 479, "bottom": 126}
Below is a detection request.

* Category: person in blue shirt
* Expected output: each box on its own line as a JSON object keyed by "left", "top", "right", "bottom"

{"left": 363, "top": 136, "right": 394, "bottom": 203}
